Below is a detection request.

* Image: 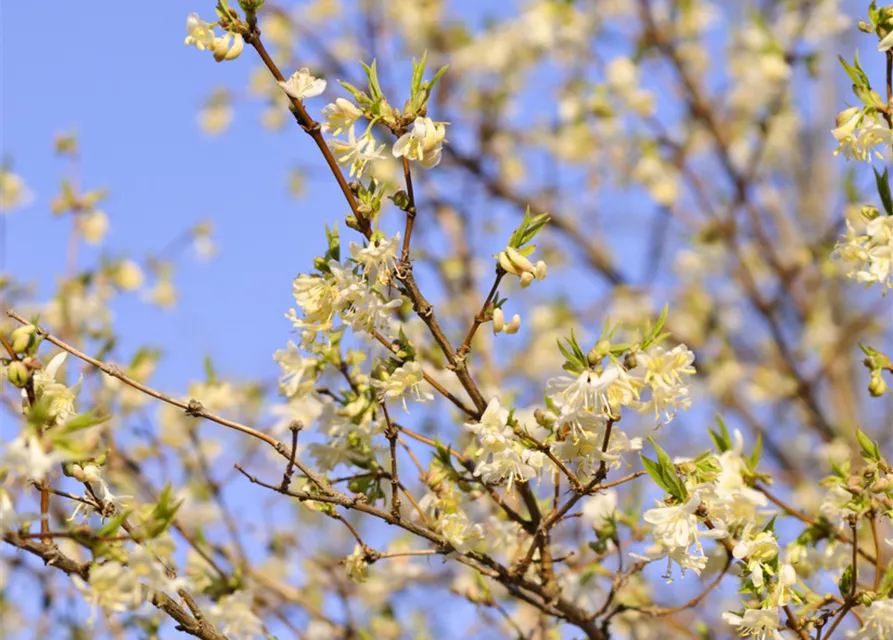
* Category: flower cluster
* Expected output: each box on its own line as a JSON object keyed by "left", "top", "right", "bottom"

{"left": 464, "top": 398, "right": 545, "bottom": 488}
{"left": 834, "top": 213, "right": 893, "bottom": 289}
{"left": 184, "top": 13, "right": 244, "bottom": 62}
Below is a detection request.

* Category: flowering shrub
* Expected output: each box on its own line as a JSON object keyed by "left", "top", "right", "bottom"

{"left": 2, "top": 1, "right": 893, "bottom": 639}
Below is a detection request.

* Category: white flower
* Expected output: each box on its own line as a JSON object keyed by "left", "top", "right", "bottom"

{"left": 464, "top": 398, "right": 543, "bottom": 488}
{"left": 733, "top": 526, "right": 780, "bottom": 590}
{"left": 846, "top": 598, "right": 893, "bottom": 639}
{"left": 287, "top": 273, "right": 339, "bottom": 346}
{"left": 345, "top": 545, "right": 369, "bottom": 583}
{"left": 373, "top": 361, "right": 433, "bottom": 411}
{"left": 644, "top": 493, "right": 717, "bottom": 551}
{"left": 321, "top": 98, "right": 364, "bottom": 135}
{"left": 582, "top": 490, "right": 618, "bottom": 530}
{"left": 349, "top": 234, "right": 400, "bottom": 285}
{"left": 547, "top": 365, "right": 623, "bottom": 421}
{"left": 273, "top": 341, "right": 317, "bottom": 397}
{"left": 75, "top": 561, "right": 142, "bottom": 620}
{"left": 0, "top": 170, "right": 34, "bottom": 212}
{"left": 278, "top": 68, "right": 327, "bottom": 100}
{"left": 834, "top": 215, "right": 893, "bottom": 289}
{"left": 879, "top": 30, "right": 893, "bottom": 52}
{"left": 820, "top": 484, "right": 856, "bottom": 522}
{"left": 0, "top": 490, "right": 37, "bottom": 533}
{"left": 634, "top": 492, "right": 727, "bottom": 582}
{"left": 631, "top": 344, "right": 696, "bottom": 424}
{"left": 392, "top": 117, "right": 447, "bottom": 168}
{"left": 1, "top": 435, "right": 69, "bottom": 481}
{"left": 77, "top": 210, "right": 109, "bottom": 245}
{"left": 440, "top": 511, "right": 484, "bottom": 554}
{"left": 327, "top": 126, "right": 387, "bottom": 178}
{"left": 206, "top": 590, "right": 265, "bottom": 638}
{"left": 127, "top": 546, "right": 186, "bottom": 597}
{"left": 31, "top": 352, "right": 82, "bottom": 424}
{"left": 184, "top": 13, "right": 215, "bottom": 50}
{"left": 722, "top": 608, "right": 784, "bottom": 640}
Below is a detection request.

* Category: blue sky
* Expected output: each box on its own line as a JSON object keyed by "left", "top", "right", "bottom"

{"left": 1, "top": 2, "right": 346, "bottom": 390}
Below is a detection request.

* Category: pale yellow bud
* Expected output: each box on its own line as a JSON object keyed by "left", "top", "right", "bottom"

{"left": 498, "top": 246, "right": 536, "bottom": 277}
{"left": 212, "top": 34, "right": 233, "bottom": 62}
{"left": 504, "top": 314, "right": 521, "bottom": 334}
{"left": 534, "top": 261, "right": 547, "bottom": 280}
{"left": 7, "top": 360, "right": 29, "bottom": 388}
{"left": 223, "top": 33, "right": 244, "bottom": 61}
{"left": 519, "top": 272, "right": 535, "bottom": 288}
{"left": 78, "top": 210, "right": 109, "bottom": 245}
{"left": 492, "top": 307, "right": 505, "bottom": 334}
{"left": 114, "top": 260, "right": 144, "bottom": 291}
{"left": 10, "top": 325, "right": 36, "bottom": 354}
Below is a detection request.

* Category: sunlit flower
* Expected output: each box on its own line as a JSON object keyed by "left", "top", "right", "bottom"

{"left": 373, "top": 361, "right": 433, "bottom": 410}
{"left": 0, "top": 170, "right": 34, "bottom": 212}
{"left": 184, "top": 13, "right": 215, "bottom": 50}
{"left": 327, "top": 126, "right": 387, "bottom": 177}
{"left": 278, "top": 68, "right": 327, "bottom": 101}
{"left": 321, "top": 98, "right": 364, "bottom": 135}
{"left": 392, "top": 117, "right": 447, "bottom": 168}
{"left": 722, "top": 608, "right": 783, "bottom": 640}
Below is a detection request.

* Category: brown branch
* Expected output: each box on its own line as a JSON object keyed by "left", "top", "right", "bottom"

{"left": 379, "top": 401, "right": 402, "bottom": 520}
{"left": 369, "top": 329, "right": 477, "bottom": 418}
{"left": 7, "top": 310, "right": 287, "bottom": 455}
{"left": 457, "top": 269, "right": 505, "bottom": 360}
{"left": 3, "top": 534, "right": 229, "bottom": 640}
{"left": 400, "top": 157, "right": 417, "bottom": 263}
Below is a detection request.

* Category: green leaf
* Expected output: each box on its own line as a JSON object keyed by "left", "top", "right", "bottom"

{"left": 878, "top": 559, "right": 893, "bottom": 597}
{"left": 838, "top": 54, "right": 870, "bottom": 87}
{"left": 411, "top": 51, "right": 427, "bottom": 95}
{"left": 640, "top": 454, "right": 673, "bottom": 495}
{"left": 748, "top": 434, "right": 762, "bottom": 471}
{"left": 61, "top": 410, "right": 110, "bottom": 434}
{"left": 98, "top": 510, "right": 131, "bottom": 537}
{"left": 426, "top": 64, "right": 450, "bottom": 92}
{"left": 874, "top": 167, "right": 893, "bottom": 216}
{"left": 204, "top": 355, "right": 217, "bottom": 384}
{"left": 646, "top": 437, "right": 688, "bottom": 502}
{"left": 337, "top": 80, "right": 371, "bottom": 105}
{"left": 838, "top": 563, "right": 854, "bottom": 598}
{"left": 360, "top": 60, "right": 383, "bottom": 101}
{"left": 855, "top": 429, "right": 882, "bottom": 463}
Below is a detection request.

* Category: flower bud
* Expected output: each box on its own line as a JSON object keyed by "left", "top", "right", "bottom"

{"left": 68, "top": 463, "right": 86, "bottom": 482}
{"left": 492, "top": 307, "right": 505, "bottom": 334}
{"left": 10, "top": 324, "right": 36, "bottom": 354}
{"left": 114, "top": 260, "right": 144, "bottom": 291}
{"left": 588, "top": 339, "right": 611, "bottom": 366}
{"left": 861, "top": 205, "right": 881, "bottom": 222}
{"left": 7, "top": 360, "right": 29, "bottom": 388}
{"left": 504, "top": 314, "right": 521, "bottom": 335}
{"left": 534, "top": 261, "right": 547, "bottom": 280}
{"left": 224, "top": 33, "right": 244, "bottom": 61}
{"left": 498, "top": 246, "right": 535, "bottom": 277}
{"left": 391, "top": 190, "right": 411, "bottom": 211}
{"left": 869, "top": 371, "right": 887, "bottom": 397}
{"left": 858, "top": 20, "right": 875, "bottom": 33}
{"left": 81, "top": 464, "right": 102, "bottom": 483}
{"left": 519, "top": 272, "right": 535, "bottom": 288}
{"left": 212, "top": 36, "right": 229, "bottom": 61}
{"left": 239, "top": 0, "right": 265, "bottom": 11}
